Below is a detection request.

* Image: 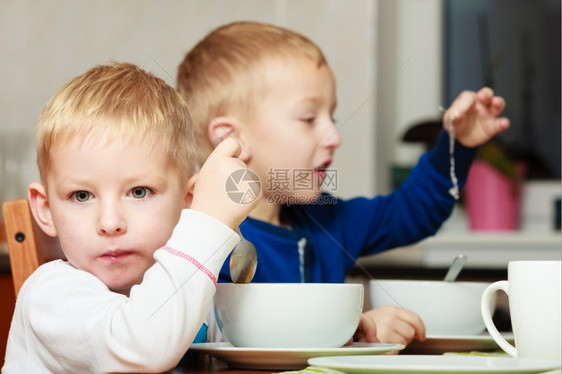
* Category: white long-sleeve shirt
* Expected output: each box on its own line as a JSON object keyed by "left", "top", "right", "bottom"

{"left": 2, "top": 210, "right": 238, "bottom": 374}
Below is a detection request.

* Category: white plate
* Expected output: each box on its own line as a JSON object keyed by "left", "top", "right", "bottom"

{"left": 308, "top": 355, "right": 562, "bottom": 374}
{"left": 189, "top": 342, "right": 404, "bottom": 370}
{"left": 403, "top": 333, "right": 515, "bottom": 354}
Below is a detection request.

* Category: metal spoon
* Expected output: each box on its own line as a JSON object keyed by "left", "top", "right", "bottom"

{"left": 443, "top": 254, "right": 467, "bottom": 282}
{"left": 229, "top": 227, "right": 257, "bottom": 283}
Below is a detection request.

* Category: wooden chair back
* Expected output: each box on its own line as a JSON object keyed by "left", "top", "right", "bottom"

{"left": 2, "top": 199, "right": 64, "bottom": 297}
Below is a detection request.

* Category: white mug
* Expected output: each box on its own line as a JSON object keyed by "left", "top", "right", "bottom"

{"left": 481, "top": 261, "right": 561, "bottom": 360}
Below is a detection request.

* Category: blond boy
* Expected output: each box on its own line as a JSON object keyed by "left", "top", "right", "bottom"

{"left": 177, "top": 21, "right": 509, "bottom": 346}
{"left": 3, "top": 62, "right": 257, "bottom": 372}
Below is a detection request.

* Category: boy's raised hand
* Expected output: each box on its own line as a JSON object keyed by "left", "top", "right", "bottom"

{"left": 444, "top": 87, "right": 510, "bottom": 148}
{"left": 189, "top": 137, "right": 261, "bottom": 229}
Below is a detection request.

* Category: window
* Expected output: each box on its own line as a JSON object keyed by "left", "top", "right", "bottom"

{"left": 445, "top": 0, "right": 561, "bottom": 180}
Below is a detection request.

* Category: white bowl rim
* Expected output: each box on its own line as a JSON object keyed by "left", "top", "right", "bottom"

{"left": 369, "top": 279, "right": 491, "bottom": 286}
{"left": 218, "top": 283, "right": 363, "bottom": 288}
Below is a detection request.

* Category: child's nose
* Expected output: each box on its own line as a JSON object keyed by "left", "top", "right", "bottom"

{"left": 97, "top": 204, "right": 127, "bottom": 235}
{"left": 322, "top": 123, "right": 342, "bottom": 150}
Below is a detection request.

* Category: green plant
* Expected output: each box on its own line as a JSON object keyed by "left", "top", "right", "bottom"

{"left": 476, "top": 140, "right": 522, "bottom": 183}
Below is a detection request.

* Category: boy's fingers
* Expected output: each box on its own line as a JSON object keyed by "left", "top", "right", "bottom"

{"left": 398, "top": 308, "right": 426, "bottom": 341}
{"left": 449, "top": 90, "right": 477, "bottom": 121}
{"left": 477, "top": 86, "right": 495, "bottom": 105}
{"left": 493, "top": 117, "right": 511, "bottom": 134}
{"left": 416, "top": 323, "right": 427, "bottom": 342}
{"left": 490, "top": 96, "right": 507, "bottom": 116}
{"left": 211, "top": 136, "right": 242, "bottom": 158}
{"left": 355, "top": 314, "right": 378, "bottom": 343}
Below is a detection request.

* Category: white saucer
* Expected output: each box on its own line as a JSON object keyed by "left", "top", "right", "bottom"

{"left": 403, "top": 333, "right": 515, "bottom": 354}
{"left": 308, "top": 355, "right": 562, "bottom": 373}
{"left": 189, "top": 342, "right": 404, "bottom": 370}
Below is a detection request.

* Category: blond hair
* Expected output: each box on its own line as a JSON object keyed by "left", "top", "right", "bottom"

{"left": 177, "top": 21, "right": 327, "bottom": 166}
{"left": 37, "top": 62, "right": 196, "bottom": 183}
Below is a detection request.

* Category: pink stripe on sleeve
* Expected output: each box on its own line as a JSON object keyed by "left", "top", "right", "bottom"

{"left": 162, "top": 246, "right": 217, "bottom": 286}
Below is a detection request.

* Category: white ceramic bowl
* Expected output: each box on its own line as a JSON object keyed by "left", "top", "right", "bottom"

{"left": 369, "top": 279, "right": 495, "bottom": 335}
{"left": 214, "top": 283, "right": 363, "bottom": 348}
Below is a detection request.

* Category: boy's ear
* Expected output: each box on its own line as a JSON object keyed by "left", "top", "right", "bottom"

{"left": 184, "top": 174, "right": 197, "bottom": 209}
{"left": 28, "top": 182, "right": 58, "bottom": 237}
{"left": 207, "top": 116, "right": 251, "bottom": 163}
{"left": 208, "top": 117, "right": 235, "bottom": 142}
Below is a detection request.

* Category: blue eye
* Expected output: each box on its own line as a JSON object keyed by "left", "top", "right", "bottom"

{"left": 73, "top": 191, "right": 91, "bottom": 202}
{"left": 130, "top": 187, "right": 151, "bottom": 199}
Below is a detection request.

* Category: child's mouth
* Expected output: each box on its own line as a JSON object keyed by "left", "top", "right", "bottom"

{"left": 101, "top": 250, "right": 132, "bottom": 262}
{"left": 315, "top": 160, "right": 332, "bottom": 182}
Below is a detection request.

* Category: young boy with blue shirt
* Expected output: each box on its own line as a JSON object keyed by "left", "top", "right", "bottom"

{"left": 177, "top": 21, "right": 510, "bottom": 346}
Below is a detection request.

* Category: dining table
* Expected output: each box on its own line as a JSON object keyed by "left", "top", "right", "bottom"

{"left": 168, "top": 350, "right": 562, "bottom": 374}
{"left": 171, "top": 357, "right": 277, "bottom": 373}
{"left": 165, "top": 326, "right": 561, "bottom": 374}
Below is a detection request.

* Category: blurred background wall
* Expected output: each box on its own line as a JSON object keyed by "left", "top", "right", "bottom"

{"left": 0, "top": 0, "right": 559, "bottom": 210}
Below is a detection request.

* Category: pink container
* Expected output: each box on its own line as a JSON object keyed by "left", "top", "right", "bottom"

{"left": 463, "top": 161, "right": 523, "bottom": 231}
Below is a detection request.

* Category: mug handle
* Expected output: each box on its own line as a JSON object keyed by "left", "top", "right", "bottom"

{"left": 481, "top": 280, "right": 517, "bottom": 357}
